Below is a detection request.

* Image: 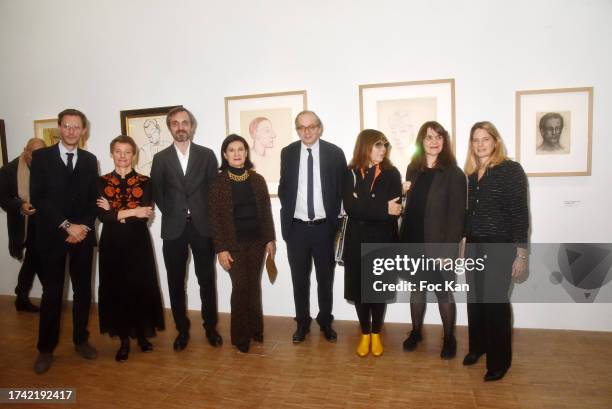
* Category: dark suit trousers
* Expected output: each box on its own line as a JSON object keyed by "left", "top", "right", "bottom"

{"left": 286, "top": 221, "right": 335, "bottom": 327}
{"left": 162, "top": 222, "right": 218, "bottom": 334}
{"left": 466, "top": 242, "right": 514, "bottom": 372}
{"left": 227, "top": 237, "right": 265, "bottom": 345}
{"left": 37, "top": 241, "right": 94, "bottom": 353}
{"left": 15, "top": 224, "right": 40, "bottom": 297}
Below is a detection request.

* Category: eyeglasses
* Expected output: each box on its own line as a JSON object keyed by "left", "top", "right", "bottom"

{"left": 61, "top": 124, "right": 82, "bottom": 131}
{"left": 374, "top": 141, "right": 390, "bottom": 148}
{"left": 296, "top": 125, "right": 319, "bottom": 132}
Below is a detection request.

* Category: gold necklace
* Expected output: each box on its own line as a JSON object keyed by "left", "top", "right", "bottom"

{"left": 228, "top": 169, "right": 249, "bottom": 182}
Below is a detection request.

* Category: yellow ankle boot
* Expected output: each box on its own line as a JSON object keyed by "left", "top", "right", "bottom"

{"left": 371, "top": 333, "right": 383, "bottom": 357}
{"left": 356, "top": 334, "right": 371, "bottom": 357}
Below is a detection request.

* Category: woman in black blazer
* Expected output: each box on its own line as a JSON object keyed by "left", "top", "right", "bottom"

{"left": 463, "top": 121, "right": 529, "bottom": 382}
{"left": 399, "top": 121, "right": 466, "bottom": 359}
{"left": 343, "top": 129, "right": 402, "bottom": 357}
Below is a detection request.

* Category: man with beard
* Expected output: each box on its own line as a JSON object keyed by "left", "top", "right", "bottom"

{"left": 150, "top": 107, "right": 222, "bottom": 351}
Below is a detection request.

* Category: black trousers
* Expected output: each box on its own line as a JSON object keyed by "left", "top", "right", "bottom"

{"left": 162, "top": 222, "right": 218, "bottom": 335}
{"left": 37, "top": 242, "right": 94, "bottom": 353}
{"left": 286, "top": 221, "right": 335, "bottom": 327}
{"left": 466, "top": 241, "right": 514, "bottom": 372}
{"left": 15, "top": 244, "right": 40, "bottom": 297}
{"left": 227, "top": 237, "right": 266, "bottom": 345}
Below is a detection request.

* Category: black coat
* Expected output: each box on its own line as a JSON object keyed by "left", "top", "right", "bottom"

{"left": 342, "top": 166, "right": 402, "bottom": 302}
{"left": 30, "top": 144, "right": 99, "bottom": 253}
{"left": 0, "top": 157, "right": 26, "bottom": 259}
{"left": 278, "top": 139, "right": 347, "bottom": 240}
{"left": 150, "top": 143, "right": 219, "bottom": 240}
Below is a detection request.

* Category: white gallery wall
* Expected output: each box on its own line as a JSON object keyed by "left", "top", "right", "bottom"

{"left": 1, "top": 0, "right": 611, "bottom": 331}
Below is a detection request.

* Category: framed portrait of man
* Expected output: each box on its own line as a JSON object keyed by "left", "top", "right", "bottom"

{"left": 0, "top": 120, "right": 7, "bottom": 166}
{"left": 225, "top": 90, "right": 307, "bottom": 195}
{"left": 119, "top": 105, "right": 182, "bottom": 176}
{"left": 359, "top": 79, "right": 456, "bottom": 175}
{"left": 34, "top": 118, "right": 87, "bottom": 149}
{"left": 516, "top": 87, "right": 593, "bottom": 176}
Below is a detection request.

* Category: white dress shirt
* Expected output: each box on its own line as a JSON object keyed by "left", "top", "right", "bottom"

{"left": 58, "top": 142, "right": 78, "bottom": 167}
{"left": 174, "top": 141, "right": 190, "bottom": 175}
{"left": 294, "top": 140, "right": 326, "bottom": 220}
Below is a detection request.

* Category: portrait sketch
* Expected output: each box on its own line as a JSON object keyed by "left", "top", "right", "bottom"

{"left": 516, "top": 87, "right": 592, "bottom": 176}
{"left": 377, "top": 97, "right": 437, "bottom": 173}
{"left": 225, "top": 90, "right": 307, "bottom": 195}
{"left": 34, "top": 118, "right": 86, "bottom": 148}
{"left": 360, "top": 79, "right": 455, "bottom": 176}
{"left": 535, "top": 111, "right": 571, "bottom": 155}
{"left": 120, "top": 106, "right": 181, "bottom": 176}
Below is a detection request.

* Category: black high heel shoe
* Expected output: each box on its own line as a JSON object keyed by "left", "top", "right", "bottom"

{"left": 115, "top": 338, "right": 130, "bottom": 362}
{"left": 137, "top": 336, "right": 153, "bottom": 353}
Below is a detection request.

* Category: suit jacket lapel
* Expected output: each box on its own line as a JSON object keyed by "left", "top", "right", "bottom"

{"left": 185, "top": 145, "right": 200, "bottom": 180}
{"left": 318, "top": 141, "right": 329, "bottom": 211}
{"left": 168, "top": 146, "right": 186, "bottom": 182}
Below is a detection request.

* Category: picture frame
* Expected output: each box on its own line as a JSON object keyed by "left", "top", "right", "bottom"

{"left": 34, "top": 118, "right": 87, "bottom": 149}
{"left": 119, "top": 105, "right": 182, "bottom": 176}
{"left": 359, "top": 78, "right": 456, "bottom": 175}
{"left": 225, "top": 90, "right": 307, "bottom": 195}
{"left": 516, "top": 87, "right": 593, "bottom": 176}
{"left": 0, "top": 120, "right": 7, "bottom": 167}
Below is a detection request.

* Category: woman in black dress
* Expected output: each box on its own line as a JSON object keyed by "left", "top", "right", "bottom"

{"left": 343, "top": 129, "right": 402, "bottom": 357}
{"left": 399, "top": 121, "right": 466, "bottom": 359}
{"left": 463, "top": 121, "right": 529, "bottom": 381}
{"left": 97, "top": 135, "right": 165, "bottom": 362}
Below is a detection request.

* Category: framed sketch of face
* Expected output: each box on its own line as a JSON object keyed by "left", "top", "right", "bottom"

{"left": 0, "top": 120, "right": 7, "bottom": 167}
{"left": 359, "top": 79, "right": 455, "bottom": 175}
{"left": 516, "top": 87, "right": 593, "bottom": 176}
{"left": 225, "top": 90, "right": 307, "bottom": 195}
{"left": 120, "top": 105, "right": 182, "bottom": 176}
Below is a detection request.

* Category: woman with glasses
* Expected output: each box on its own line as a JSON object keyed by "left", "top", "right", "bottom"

{"left": 343, "top": 129, "right": 402, "bottom": 357}
{"left": 462, "top": 121, "right": 529, "bottom": 381}
{"left": 399, "top": 121, "right": 466, "bottom": 359}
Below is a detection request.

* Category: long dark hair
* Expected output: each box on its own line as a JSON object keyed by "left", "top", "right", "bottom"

{"left": 407, "top": 121, "right": 456, "bottom": 173}
{"left": 219, "top": 134, "right": 254, "bottom": 171}
{"left": 349, "top": 129, "right": 393, "bottom": 170}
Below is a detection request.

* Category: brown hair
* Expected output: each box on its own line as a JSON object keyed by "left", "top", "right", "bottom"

{"left": 166, "top": 106, "right": 197, "bottom": 130}
{"left": 110, "top": 135, "right": 137, "bottom": 155}
{"left": 464, "top": 121, "right": 509, "bottom": 175}
{"left": 349, "top": 129, "right": 393, "bottom": 170}
{"left": 57, "top": 109, "right": 87, "bottom": 128}
{"left": 407, "top": 121, "right": 456, "bottom": 173}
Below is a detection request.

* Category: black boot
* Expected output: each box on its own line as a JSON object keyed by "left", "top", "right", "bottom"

{"left": 15, "top": 295, "right": 39, "bottom": 313}
{"left": 115, "top": 337, "right": 130, "bottom": 362}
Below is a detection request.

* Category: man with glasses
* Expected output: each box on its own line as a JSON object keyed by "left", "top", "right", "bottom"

{"left": 278, "top": 110, "right": 347, "bottom": 343}
{"left": 30, "top": 109, "right": 99, "bottom": 374}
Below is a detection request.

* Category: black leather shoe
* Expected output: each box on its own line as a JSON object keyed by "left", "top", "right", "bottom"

{"left": 402, "top": 330, "right": 422, "bottom": 351}
{"left": 440, "top": 335, "right": 457, "bottom": 359}
{"left": 292, "top": 325, "right": 310, "bottom": 343}
{"left": 173, "top": 333, "right": 189, "bottom": 351}
{"left": 463, "top": 352, "right": 484, "bottom": 366}
{"left": 321, "top": 325, "right": 337, "bottom": 342}
{"left": 484, "top": 368, "right": 508, "bottom": 382}
{"left": 253, "top": 333, "right": 263, "bottom": 343}
{"left": 236, "top": 341, "right": 250, "bottom": 353}
{"left": 75, "top": 341, "right": 98, "bottom": 360}
{"left": 115, "top": 344, "right": 129, "bottom": 362}
{"left": 138, "top": 337, "right": 153, "bottom": 353}
{"left": 206, "top": 329, "right": 223, "bottom": 347}
{"left": 15, "top": 297, "right": 40, "bottom": 313}
{"left": 33, "top": 353, "right": 53, "bottom": 374}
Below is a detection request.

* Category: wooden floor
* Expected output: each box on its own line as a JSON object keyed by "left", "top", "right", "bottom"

{"left": 0, "top": 295, "right": 611, "bottom": 409}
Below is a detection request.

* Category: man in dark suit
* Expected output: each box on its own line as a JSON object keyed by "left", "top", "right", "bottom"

{"left": 150, "top": 107, "right": 222, "bottom": 351}
{"left": 0, "top": 138, "right": 46, "bottom": 312}
{"left": 30, "top": 109, "right": 99, "bottom": 374}
{"left": 278, "top": 110, "right": 347, "bottom": 343}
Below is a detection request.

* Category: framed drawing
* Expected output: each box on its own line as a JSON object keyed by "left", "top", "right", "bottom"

{"left": 359, "top": 78, "right": 456, "bottom": 175}
{"left": 0, "top": 120, "right": 7, "bottom": 166}
{"left": 120, "top": 105, "right": 181, "bottom": 176}
{"left": 34, "top": 118, "right": 86, "bottom": 149}
{"left": 225, "top": 90, "right": 307, "bottom": 195}
{"left": 516, "top": 87, "right": 593, "bottom": 176}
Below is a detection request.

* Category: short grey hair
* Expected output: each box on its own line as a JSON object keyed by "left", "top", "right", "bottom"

{"left": 295, "top": 110, "right": 324, "bottom": 134}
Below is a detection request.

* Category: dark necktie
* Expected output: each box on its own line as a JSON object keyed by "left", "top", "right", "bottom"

{"left": 66, "top": 153, "right": 74, "bottom": 172}
{"left": 307, "top": 148, "right": 314, "bottom": 220}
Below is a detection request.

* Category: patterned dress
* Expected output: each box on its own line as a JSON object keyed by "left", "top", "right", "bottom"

{"left": 97, "top": 170, "right": 164, "bottom": 338}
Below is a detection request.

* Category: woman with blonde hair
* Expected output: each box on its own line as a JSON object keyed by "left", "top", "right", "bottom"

{"left": 343, "top": 129, "right": 402, "bottom": 357}
{"left": 462, "top": 121, "right": 529, "bottom": 382}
